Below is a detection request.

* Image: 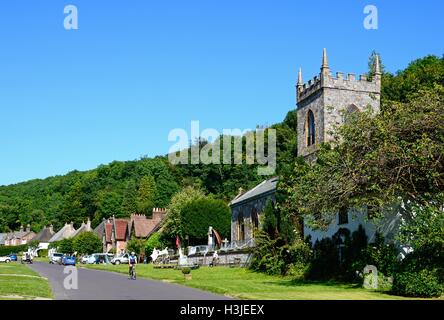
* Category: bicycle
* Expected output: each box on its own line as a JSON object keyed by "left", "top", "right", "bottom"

{"left": 129, "top": 264, "right": 136, "bottom": 280}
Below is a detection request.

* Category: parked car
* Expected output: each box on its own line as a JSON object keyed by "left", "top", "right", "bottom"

{"left": 0, "top": 256, "right": 11, "bottom": 263}
{"left": 80, "top": 255, "right": 90, "bottom": 264}
{"left": 49, "top": 253, "right": 63, "bottom": 264}
{"left": 9, "top": 254, "right": 17, "bottom": 262}
{"left": 61, "top": 255, "right": 76, "bottom": 266}
{"left": 20, "top": 252, "right": 33, "bottom": 264}
{"left": 87, "top": 253, "right": 112, "bottom": 264}
{"left": 111, "top": 253, "right": 129, "bottom": 265}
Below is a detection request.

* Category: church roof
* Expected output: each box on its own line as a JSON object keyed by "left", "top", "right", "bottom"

{"left": 230, "top": 177, "right": 278, "bottom": 207}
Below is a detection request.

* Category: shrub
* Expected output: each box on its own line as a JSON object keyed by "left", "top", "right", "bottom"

{"left": 0, "top": 245, "right": 27, "bottom": 256}
{"left": 392, "top": 269, "right": 443, "bottom": 298}
{"left": 181, "top": 267, "right": 191, "bottom": 275}
{"left": 249, "top": 232, "right": 285, "bottom": 275}
{"left": 364, "top": 233, "right": 398, "bottom": 276}
{"left": 180, "top": 198, "right": 231, "bottom": 244}
{"left": 145, "top": 232, "right": 165, "bottom": 259}
{"left": 73, "top": 232, "right": 102, "bottom": 255}
{"left": 38, "top": 249, "right": 49, "bottom": 257}
{"left": 307, "top": 237, "right": 340, "bottom": 280}
{"left": 127, "top": 237, "right": 147, "bottom": 256}
{"left": 250, "top": 231, "right": 312, "bottom": 277}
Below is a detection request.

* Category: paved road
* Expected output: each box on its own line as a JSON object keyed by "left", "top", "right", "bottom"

{"left": 29, "top": 262, "right": 228, "bottom": 300}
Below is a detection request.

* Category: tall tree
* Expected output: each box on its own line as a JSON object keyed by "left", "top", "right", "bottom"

{"left": 137, "top": 175, "right": 156, "bottom": 215}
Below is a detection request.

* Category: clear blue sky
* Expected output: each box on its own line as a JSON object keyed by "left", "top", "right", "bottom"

{"left": 0, "top": 0, "right": 443, "bottom": 186}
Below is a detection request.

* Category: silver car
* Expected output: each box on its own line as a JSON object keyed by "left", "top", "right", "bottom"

{"left": 111, "top": 253, "right": 129, "bottom": 265}
{"left": 49, "top": 253, "right": 63, "bottom": 264}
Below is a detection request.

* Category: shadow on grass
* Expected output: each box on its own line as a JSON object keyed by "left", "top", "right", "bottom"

{"left": 260, "top": 277, "right": 363, "bottom": 289}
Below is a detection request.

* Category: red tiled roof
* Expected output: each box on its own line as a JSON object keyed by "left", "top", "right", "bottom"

{"left": 132, "top": 213, "right": 166, "bottom": 238}
{"left": 114, "top": 220, "right": 128, "bottom": 241}
{"left": 105, "top": 223, "right": 112, "bottom": 243}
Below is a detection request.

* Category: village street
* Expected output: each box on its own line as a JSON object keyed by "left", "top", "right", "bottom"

{"left": 29, "top": 262, "right": 228, "bottom": 300}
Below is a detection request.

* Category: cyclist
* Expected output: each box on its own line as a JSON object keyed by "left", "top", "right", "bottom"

{"left": 129, "top": 251, "right": 137, "bottom": 280}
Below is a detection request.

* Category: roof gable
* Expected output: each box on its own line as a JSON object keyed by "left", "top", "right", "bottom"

{"left": 230, "top": 177, "right": 278, "bottom": 207}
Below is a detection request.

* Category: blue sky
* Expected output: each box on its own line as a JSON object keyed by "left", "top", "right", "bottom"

{"left": 0, "top": 0, "right": 443, "bottom": 186}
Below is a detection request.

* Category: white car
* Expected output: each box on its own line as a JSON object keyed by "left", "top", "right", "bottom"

{"left": 80, "top": 255, "right": 90, "bottom": 264}
{"left": 111, "top": 253, "right": 129, "bottom": 265}
{"left": 49, "top": 253, "right": 63, "bottom": 264}
{"left": 0, "top": 256, "right": 11, "bottom": 263}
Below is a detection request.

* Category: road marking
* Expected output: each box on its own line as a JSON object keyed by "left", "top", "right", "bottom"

{"left": 0, "top": 274, "right": 47, "bottom": 279}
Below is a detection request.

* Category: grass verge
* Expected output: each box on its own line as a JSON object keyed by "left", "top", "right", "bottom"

{"left": 0, "top": 262, "right": 53, "bottom": 300}
{"left": 82, "top": 263, "right": 430, "bottom": 300}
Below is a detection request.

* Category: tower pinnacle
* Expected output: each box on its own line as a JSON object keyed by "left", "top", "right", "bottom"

{"left": 321, "top": 48, "right": 329, "bottom": 69}
{"left": 374, "top": 54, "right": 381, "bottom": 75}
{"left": 297, "top": 68, "right": 303, "bottom": 85}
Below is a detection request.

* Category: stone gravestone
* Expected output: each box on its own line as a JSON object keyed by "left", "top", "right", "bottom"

{"left": 363, "top": 265, "right": 378, "bottom": 290}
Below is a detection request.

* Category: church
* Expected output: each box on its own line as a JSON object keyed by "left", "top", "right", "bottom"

{"left": 230, "top": 49, "right": 401, "bottom": 249}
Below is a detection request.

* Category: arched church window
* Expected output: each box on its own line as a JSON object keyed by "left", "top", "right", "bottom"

{"left": 251, "top": 208, "right": 259, "bottom": 230}
{"left": 343, "top": 104, "right": 360, "bottom": 123}
{"left": 237, "top": 212, "right": 245, "bottom": 241}
{"left": 305, "top": 110, "right": 316, "bottom": 146}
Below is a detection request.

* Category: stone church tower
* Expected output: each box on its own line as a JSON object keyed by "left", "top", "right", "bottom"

{"left": 296, "top": 49, "right": 381, "bottom": 160}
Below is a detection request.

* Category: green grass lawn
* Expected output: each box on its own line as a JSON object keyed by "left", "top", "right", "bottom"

{"left": 0, "top": 263, "right": 53, "bottom": 300}
{"left": 83, "top": 263, "right": 428, "bottom": 300}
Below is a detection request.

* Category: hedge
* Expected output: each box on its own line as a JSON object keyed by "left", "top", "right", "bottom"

{"left": 0, "top": 244, "right": 28, "bottom": 256}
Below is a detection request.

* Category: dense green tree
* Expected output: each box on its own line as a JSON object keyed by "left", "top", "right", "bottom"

{"left": 162, "top": 186, "right": 205, "bottom": 240}
{"left": 126, "top": 237, "right": 146, "bottom": 256}
{"left": 137, "top": 175, "right": 156, "bottom": 216}
{"left": 144, "top": 232, "right": 165, "bottom": 258}
{"left": 180, "top": 198, "right": 231, "bottom": 244}
{"left": 121, "top": 180, "right": 138, "bottom": 216}
{"left": 73, "top": 232, "right": 102, "bottom": 255}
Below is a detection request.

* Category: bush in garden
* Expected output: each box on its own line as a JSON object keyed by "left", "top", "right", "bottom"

{"left": 38, "top": 249, "right": 49, "bottom": 257}
{"left": 73, "top": 232, "right": 102, "bottom": 255}
{"left": 180, "top": 198, "right": 231, "bottom": 245}
{"left": 306, "top": 237, "right": 340, "bottom": 280}
{"left": 0, "top": 245, "right": 28, "bottom": 256}
{"left": 144, "top": 232, "right": 165, "bottom": 260}
{"left": 249, "top": 231, "right": 312, "bottom": 276}
{"left": 392, "top": 269, "right": 442, "bottom": 298}
{"left": 364, "top": 233, "right": 398, "bottom": 276}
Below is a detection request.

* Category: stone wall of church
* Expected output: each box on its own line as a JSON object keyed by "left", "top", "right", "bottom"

{"left": 230, "top": 193, "right": 276, "bottom": 246}
{"left": 297, "top": 72, "right": 380, "bottom": 159}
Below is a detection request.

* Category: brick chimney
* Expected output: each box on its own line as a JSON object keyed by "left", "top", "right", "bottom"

{"left": 152, "top": 208, "right": 166, "bottom": 221}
